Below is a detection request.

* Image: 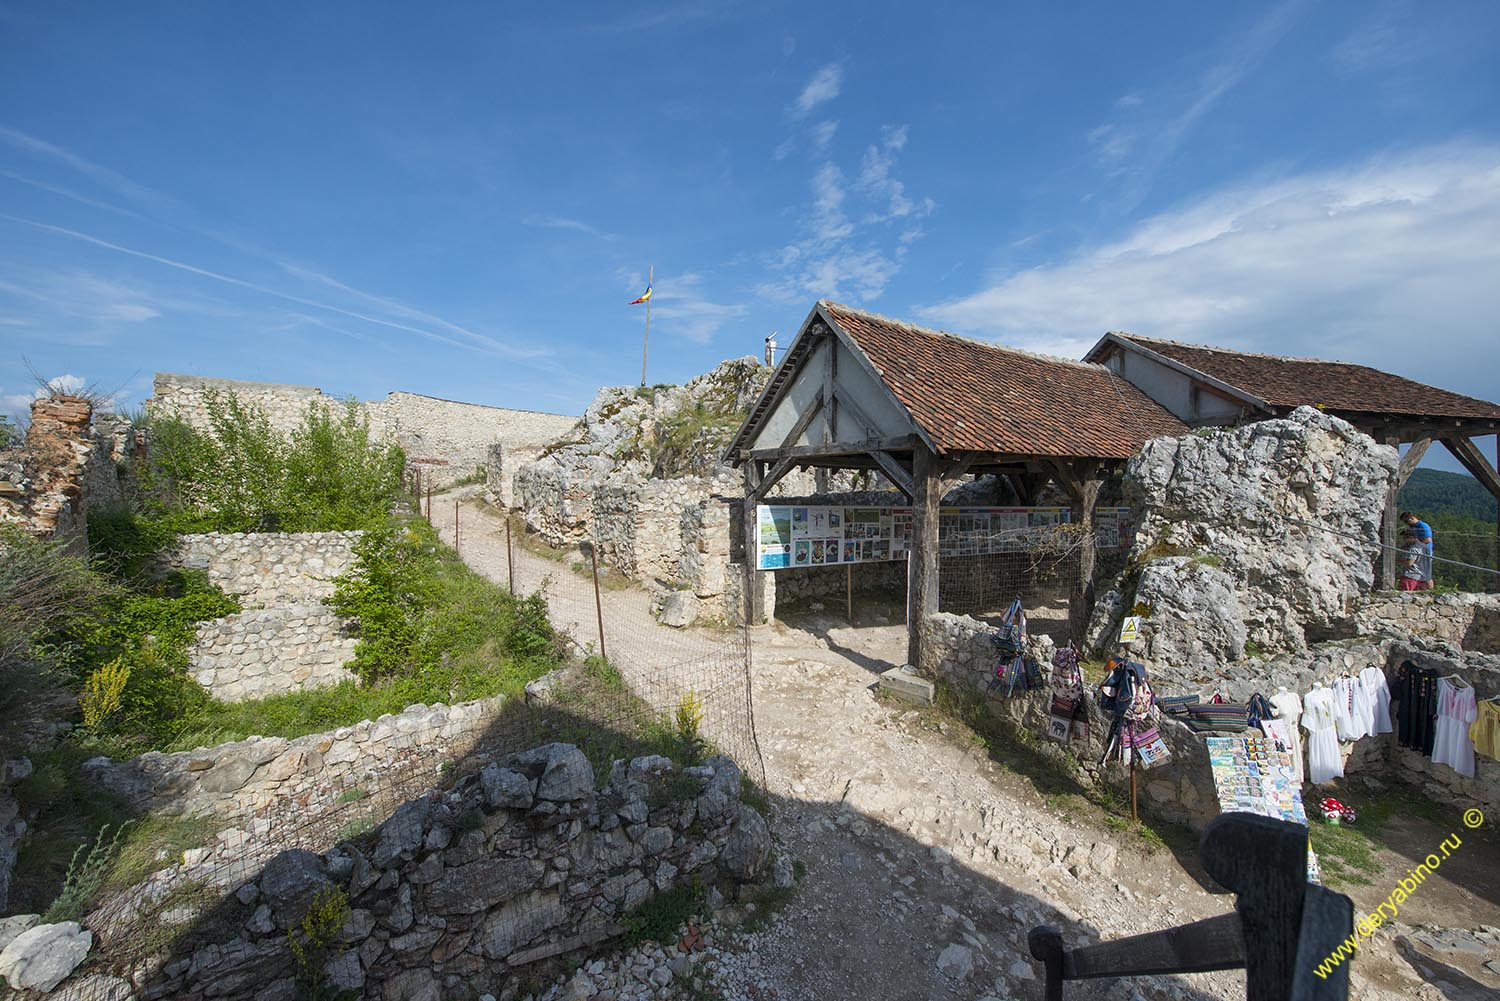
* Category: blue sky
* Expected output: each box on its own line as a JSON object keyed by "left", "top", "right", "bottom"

{"left": 2, "top": 1, "right": 1497, "bottom": 472}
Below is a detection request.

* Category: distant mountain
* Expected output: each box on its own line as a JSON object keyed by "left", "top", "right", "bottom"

{"left": 1400, "top": 468, "right": 1496, "bottom": 522}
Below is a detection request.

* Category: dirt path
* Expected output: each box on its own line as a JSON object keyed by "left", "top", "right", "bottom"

{"left": 435, "top": 494, "right": 1496, "bottom": 1001}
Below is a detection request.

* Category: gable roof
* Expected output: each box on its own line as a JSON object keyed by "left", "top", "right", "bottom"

{"left": 1093, "top": 333, "right": 1500, "bottom": 422}
{"left": 792, "top": 302, "right": 1188, "bottom": 458}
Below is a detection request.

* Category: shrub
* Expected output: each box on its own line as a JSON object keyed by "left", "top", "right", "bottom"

{"left": 325, "top": 520, "right": 441, "bottom": 682}
{"left": 81, "top": 658, "right": 130, "bottom": 728}
{"left": 43, "top": 823, "right": 127, "bottom": 923}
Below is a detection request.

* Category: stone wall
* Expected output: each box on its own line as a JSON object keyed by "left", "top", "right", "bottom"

{"left": 189, "top": 607, "right": 357, "bottom": 701}
{"left": 926, "top": 612, "right": 1217, "bottom": 830}
{"left": 82, "top": 697, "right": 507, "bottom": 822}
{"left": 149, "top": 372, "right": 576, "bottom": 493}
{"left": 0, "top": 396, "right": 127, "bottom": 549}
{"left": 1354, "top": 592, "right": 1500, "bottom": 655}
{"left": 102, "top": 745, "right": 768, "bottom": 1001}
{"left": 168, "top": 531, "right": 359, "bottom": 607}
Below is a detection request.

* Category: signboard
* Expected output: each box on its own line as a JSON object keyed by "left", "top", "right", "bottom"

{"left": 1206, "top": 735, "right": 1320, "bottom": 882}
{"left": 754, "top": 504, "right": 1130, "bottom": 571}
{"left": 1118, "top": 616, "right": 1141, "bottom": 643}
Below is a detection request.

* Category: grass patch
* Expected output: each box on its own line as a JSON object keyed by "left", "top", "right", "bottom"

{"left": 739, "top": 775, "right": 771, "bottom": 817}
{"left": 646, "top": 774, "right": 706, "bottom": 812}
{"left": 104, "top": 814, "right": 218, "bottom": 892}
{"left": 740, "top": 885, "right": 797, "bottom": 933}
{"left": 620, "top": 880, "right": 705, "bottom": 948}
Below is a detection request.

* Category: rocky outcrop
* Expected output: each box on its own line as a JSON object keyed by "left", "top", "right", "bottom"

{"left": 99, "top": 746, "right": 768, "bottom": 1001}
{"left": 1090, "top": 407, "right": 1398, "bottom": 668}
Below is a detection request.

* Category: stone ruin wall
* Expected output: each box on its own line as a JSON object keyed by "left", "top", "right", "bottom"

{"left": 80, "top": 742, "right": 768, "bottom": 1001}
{"left": 1353, "top": 591, "right": 1500, "bottom": 655}
{"left": 149, "top": 372, "right": 576, "bottom": 495}
{"left": 0, "top": 396, "right": 131, "bottom": 550}
{"left": 165, "top": 531, "right": 361, "bottom": 700}
{"left": 83, "top": 696, "right": 507, "bottom": 824}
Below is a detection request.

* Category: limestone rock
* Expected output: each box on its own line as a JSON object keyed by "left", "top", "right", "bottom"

{"left": 1133, "top": 557, "right": 1248, "bottom": 670}
{"left": 509, "top": 743, "right": 594, "bottom": 803}
{"left": 936, "top": 942, "right": 975, "bottom": 979}
{"left": 52, "top": 973, "right": 135, "bottom": 1001}
{"left": 480, "top": 764, "right": 535, "bottom": 810}
{"left": 660, "top": 591, "right": 700, "bottom": 628}
{"left": 479, "top": 890, "right": 567, "bottom": 959}
{"left": 0, "top": 913, "right": 38, "bottom": 953}
{"left": 0, "top": 921, "right": 93, "bottom": 992}
{"left": 1107, "top": 407, "right": 1396, "bottom": 672}
{"left": 259, "top": 849, "right": 331, "bottom": 928}
{"left": 720, "top": 804, "right": 772, "bottom": 880}
{"left": 373, "top": 798, "right": 432, "bottom": 867}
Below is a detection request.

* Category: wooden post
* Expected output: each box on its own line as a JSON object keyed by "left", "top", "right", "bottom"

{"left": 907, "top": 444, "right": 941, "bottom": 671}
{"left": 506, "top": 517, "right": 515, "bottom": 595}
{"left": 742, "top": 462, "right": 765, "bottom": 627}
{"left": 1051, "top": 459, "right": 1102, "bottom": 645}
{"left": 426, "top": 483, "right": 432, "bottom": 521}
{"left": 590, "top": 542, "right": 607, "bottom": 662}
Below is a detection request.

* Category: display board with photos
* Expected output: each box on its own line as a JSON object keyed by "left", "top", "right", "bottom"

{"left": 755, "top": 504, "right": 1133, "bottom": 571}
{"left": 1206, "top": 735, "right": 1321, "bottom": 882}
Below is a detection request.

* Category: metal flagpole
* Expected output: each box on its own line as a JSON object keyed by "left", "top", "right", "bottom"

{"left": 640, "top": 264, "right": 652, "bottom": 387}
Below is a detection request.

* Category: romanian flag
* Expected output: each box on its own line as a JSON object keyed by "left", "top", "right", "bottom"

{"left": 628, "top": 284, "right": 652, "bottom": 304}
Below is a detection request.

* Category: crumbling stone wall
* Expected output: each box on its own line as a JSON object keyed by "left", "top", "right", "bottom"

{"left": 1354, "top": 592, "right": 1500, "bottom": 655}
{"left": 0, "top": 396, "right": 125, "bottom": 549}
{"left": 189, "top": 607, "right": 357, "bottom": 700}
{"left": 168, "top": 531, "right": 359, "bottom": 607}
{"left": 82, "top": 697, "right": 506, "bottom": 821}
{"left": 149, "top": 373, "right": 575, "bottom": 493}
{"left": 120, "top": 745, "right": 768, "bottom": 1001}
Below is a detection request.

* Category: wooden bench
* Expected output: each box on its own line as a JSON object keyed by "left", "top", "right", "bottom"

{"left": 1029, "top": 813, "right": 1354, "bottom": 1000}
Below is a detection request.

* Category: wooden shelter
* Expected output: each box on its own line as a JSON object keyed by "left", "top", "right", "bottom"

{"left": 726, "top": 302, "right": 1187, "bottom": 670}
{"left": 1086, "top": 333, "right": 1500, "bottom": 586}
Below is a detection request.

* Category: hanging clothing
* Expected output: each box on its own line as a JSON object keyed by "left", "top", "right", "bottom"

{"left": 1394, "top": 662, "right": 1440, "bottom": 754}
{"left": 1269, "top": 690, "right": 1305, "bottom": 783}
{"left": 1431, "top": 680, "right": 1478, "bottom": 779}
{"left": 1332, "top": 676, "right": 1367, "bottom": 742}
{"left": 1302, "top": 687, "right": 1344, "bottom": 784}
{"left": 1359, "top": 666, "right": 1393, "bottom": 736}
{"left": 1471, "top": 701, "right": 1500, "bottom": 760}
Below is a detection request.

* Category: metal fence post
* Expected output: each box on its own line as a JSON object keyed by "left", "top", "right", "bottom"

{"left": 590, "top": 542, "right": 606, "bottom": 663}
{"left": 506, "top": 516, "right": 515, "bottom": 595}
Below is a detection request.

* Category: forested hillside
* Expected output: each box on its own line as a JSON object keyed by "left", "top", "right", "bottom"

{"left": 1399, "top": 468, "right": 1498, "bottom": 591}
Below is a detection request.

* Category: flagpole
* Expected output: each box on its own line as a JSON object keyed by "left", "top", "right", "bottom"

{"left": 640, "top": 263, "right": 652, "bottom": 387}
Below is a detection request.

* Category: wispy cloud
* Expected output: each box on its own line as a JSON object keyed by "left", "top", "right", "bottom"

{"left": 648, "top": 273, "right": 748, "bottom": 345}
{"left": 0, "top": 125, "right": 161, "bottom": 205}
{"left": 0, "top": 169, "right": 148, "bottom": 220}
{"left": 789, "top": 64, "right": 843, "bottom": 119}
{"left": 520, "top": 214, "right": 617, "bottom": 240}
{"left": 759, "top": 122, "right": 935, "bottom": 305}
{"left": 4, "top": 216, "right": 549, "bottom": 361}
{"left": 919, "top": 145, "right": 1500, "bottom": 400}
{"left": 1086, "top": 0, "right": 1306, "bottom": 208}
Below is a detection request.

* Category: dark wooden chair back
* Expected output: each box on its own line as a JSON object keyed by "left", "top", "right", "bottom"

{"left": 1028, "top": 813, "right": 1353, "bottom": 1000}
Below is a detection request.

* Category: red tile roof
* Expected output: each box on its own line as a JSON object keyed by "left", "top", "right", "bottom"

{"left": 821, "top": 302, "right": 1188, "bottom": 458}
{"left": 1111, "top": 334, "right": 1500, "bottom": 421}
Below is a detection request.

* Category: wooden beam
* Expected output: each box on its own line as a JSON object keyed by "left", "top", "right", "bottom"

{"left": 831, "top": 385, "right": 883, "bottom": 442}
{"left": 741, "top": 461, "right": 765, "bottom": 626}
{"left": 746, "top": 434, "right": 921, "bottom": 463}
{"left": 907, "top": 443, "right": 942, "bottom": 671}
{"left": 816, "top": 335, "right": 836, "bottom": 493}
{"left": 868, "top": 450, "right": 914, "bottom": 499}
{"left": 1396, "top": 437, "right": 1432, "bottom": 487}
{"left": 1441, "top": 434, "right": 1500, "bottom": 499}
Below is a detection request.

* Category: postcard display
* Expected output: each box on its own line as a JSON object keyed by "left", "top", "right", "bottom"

{"left": 1206, "top": 735, "right": 1322, "bottom": 882}
{"left": 755, "top": 505, "right": 1131, "bottom": 571}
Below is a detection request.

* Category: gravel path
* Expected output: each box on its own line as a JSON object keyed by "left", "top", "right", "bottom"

{"left": 434, "top": 493, "right": 1486, "bottom": 1001}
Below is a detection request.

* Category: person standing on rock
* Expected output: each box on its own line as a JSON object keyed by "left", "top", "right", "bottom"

{"left": 1400, "top": 511, "right": 1434, "bottom": 589}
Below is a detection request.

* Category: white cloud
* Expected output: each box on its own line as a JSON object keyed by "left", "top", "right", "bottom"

{"left": 646, "top": 272, "right": 748, "bottom": 345}
{"left": 918, "top": 146, "right": 1500, "bottom": 405}
{"left": 2, "top": 373, "right": 110, "bottom": 419}
{"left": 520, "top": 214, "right": 616, "bottom": 240}
{"left": 810, "top": 120, "right": 838, "bottom": 152}
{"left": 1086, "top": 0, "right": 1305, "bottom": 207}
{"left": 760, "top": 123, "right": 936, "bottom": 305}
{"left": 0, "top": 125, "right": 160, "bottom": 205}
{"left": 0, "top": 271, "right": 162, "bottom": 329}
{"left": 789, "top": 64, "right": 843, "bottom": 119}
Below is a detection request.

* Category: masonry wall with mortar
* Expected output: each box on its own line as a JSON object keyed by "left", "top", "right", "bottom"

{"left": 0, "top": 396, "right": 126, "bottom": 549}
{"left": 1353, "top": 592, "right": 1500, "bottom": 655}
{"left": 188, "top": 607, "right": 357, "bottom": 701}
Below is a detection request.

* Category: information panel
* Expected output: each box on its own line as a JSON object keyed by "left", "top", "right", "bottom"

{"left": 754, "top": 504, "right": 1129, "bottom": 571}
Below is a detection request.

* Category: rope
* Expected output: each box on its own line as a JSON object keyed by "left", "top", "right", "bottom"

{"left": 1273, "top": 513, "right": 1500, "bottom": 577}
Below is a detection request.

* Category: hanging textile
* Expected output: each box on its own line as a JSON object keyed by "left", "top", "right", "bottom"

{"left": 1359, "top": 666, "right": 1393, "bottom": 736}
{"left": 1431, "top": 679, "right": 1479, "bottom": 779}
{"left": 1471, "top": 700, "right": 1500, "bottom": 760}
{"left": 1269, "top": 690, "right": 1305, "bottom": 783}
{"left": 1394, "top": 662, "right": 1440, "bottom": 754}
{"left": 1302, "top": 686, "right": 1344, "bottom": 784}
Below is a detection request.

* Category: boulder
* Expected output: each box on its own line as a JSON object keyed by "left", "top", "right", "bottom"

{"left": 372, "top": 798, "right": 432, "bottom": 867}
{"left": 479, "top": 764, "right": 534, "bottom": 810}
{"left": 0, "top": 921, "right": 93, "bottom": 992}
{"left": 936, "top": 942, "right": 975, "bottom": 979}
{"left": 259, "top": 849, "right": 331, "bottom": 929}
{"left": 508, "top": 743, "right": 594, "bottom": 803}
{"left": 719, "top": 804, "right": 772, "bottom": 880}
{"left": 1105, "top": 407, "right": 1396, "bottom": 674}
{"left": 0, "top": 913, "right": 38, "bottom": 953}
{"left": 660, "top": 591, "right": 700, "bottom": 628}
